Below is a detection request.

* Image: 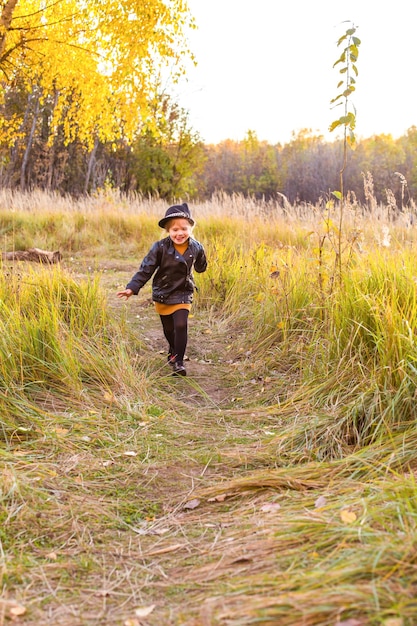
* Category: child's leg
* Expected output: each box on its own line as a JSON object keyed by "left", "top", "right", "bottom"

{"left": 159, "top": 314, "right": 175, "bottom": 357}
{"left": 172, "top": 309, "right": 189, "bottom": 365}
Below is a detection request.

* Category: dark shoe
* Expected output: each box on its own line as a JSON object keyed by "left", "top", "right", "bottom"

{"left": 172, "top": 362, "right": 186, "bottom": 376}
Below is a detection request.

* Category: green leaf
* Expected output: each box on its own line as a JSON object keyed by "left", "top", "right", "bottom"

{"left": 333, "top": 51, "right": 346, "bottom": 67}
{"left": 349, "top": 44, "right": 359, "bottom": 57}
{"left": 329, "top": 120, "right": 342, "bottom": 132}
{"left": 347, "top": 133, "right": 356, "bottom": 147}
{"left": 352, "top": 64, "right": 359, "bottom": 76}
{"left": 352, "top": 36, "right": 361, "bottom": 46}
{"left": 343, "top": 86, "right": 355, "bottom": 97}
{"left": 347, "top": 111, "right": 356, "bottom": 124}
{"left": 331, "top": 190, "right": 342, "bottom": 200}
{"left": 337, "top": 113, "right": 355, "bottom": 127}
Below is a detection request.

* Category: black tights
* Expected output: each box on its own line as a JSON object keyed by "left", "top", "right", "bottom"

{"left": 160, "top": 309, "right": 189, "bottom": 365}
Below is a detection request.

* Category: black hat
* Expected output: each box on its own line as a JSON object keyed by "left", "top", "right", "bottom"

{"left": 158, "top": 203, "right": 195, "bottom": 228}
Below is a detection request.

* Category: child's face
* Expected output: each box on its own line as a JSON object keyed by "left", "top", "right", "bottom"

{"left": 167, "top": 218, "right": 193, "bottom": 244}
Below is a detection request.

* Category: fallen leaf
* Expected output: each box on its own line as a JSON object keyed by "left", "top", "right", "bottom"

{"left": 207, "top": 493, "right": 228, "bottom": 502}
{"left": 260, "top": 502, "right": 281, "bottom": 513}
{"left": 135, "top": 605, "right": 156, "bottom": 618}
{"left": 231, "top": 556, "right": 252, "bottom": 564}
{"left": 9, "top": 605, "right": 27, "bottom": 617}
{"left": 46, "top": 552, "right": 58, "bottom": 561}
{"left": 315, "top": 495, "right": 327, "bottom": 508}
{"left": 123, "top": 451, "right": 137, "bottom": 457}
{"left": 124, "top": 619, "right": 140, "bottom": 626}
{"left": 340, "top": 509, "right": 357, "bottom": 524}
{"left": 54, "top": 427, "right": 69, "bottom": 436}
{"left": 146, "top": 543, "right": 184, "bottom": 556}
{"left": 183, "top": 498, "right": 200, "bottom": 510}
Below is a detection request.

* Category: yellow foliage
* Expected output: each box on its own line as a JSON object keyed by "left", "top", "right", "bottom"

{"left": 0, "top": 0, "right": 194, "bottom": 148}
{"left": 0, "top": 112, "right": 24, "bottom": 146}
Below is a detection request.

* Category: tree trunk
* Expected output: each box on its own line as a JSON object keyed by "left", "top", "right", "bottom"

{"left": 20, "top": 91, "right": 40, "bottom": 191}
{"left": 84, "top": 137, "right": 99, "bottom": 193}
{"left": 0, "top": 0, "right": 19, "bottom": 59}
{"left": 46, "top": 90, "right": 60, "bottom": 189}
{"left": 2, "top": 248, "right": 62, "bottom": 264}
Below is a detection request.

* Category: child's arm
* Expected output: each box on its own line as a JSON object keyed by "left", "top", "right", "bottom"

{"left": 117, "top": 242, "right": 161, "bottom": 298}
{"left": 194, "top": 245, "right": 208, "bottom": 273}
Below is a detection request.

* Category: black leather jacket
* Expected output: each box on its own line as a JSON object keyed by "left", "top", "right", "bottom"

{"left": 126, "top": 236, "right": 207, "bottom": 304}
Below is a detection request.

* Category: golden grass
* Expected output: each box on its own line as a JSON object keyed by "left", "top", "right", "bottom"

{"left": 2, "top": 190, "right": 417, "bottom": 624}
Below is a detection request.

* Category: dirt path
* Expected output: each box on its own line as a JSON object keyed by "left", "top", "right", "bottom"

{"left": 6, "top": 264, "right": 328, "bottom": 626}
{"left": 97, "top": 268, "right": 282, "bottom": 625}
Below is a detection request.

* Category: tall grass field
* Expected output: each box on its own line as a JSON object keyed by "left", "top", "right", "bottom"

{"left": 1, "top": 188, "right": 417, "bottom": 625}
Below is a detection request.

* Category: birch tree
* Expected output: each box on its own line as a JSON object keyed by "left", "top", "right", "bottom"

{"left": 0, "top": 0, "right": 194, "bottom": 149}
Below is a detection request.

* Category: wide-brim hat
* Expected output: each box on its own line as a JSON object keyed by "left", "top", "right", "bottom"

{"left": 158, "top": 203, "right": 195, "bottom": 228}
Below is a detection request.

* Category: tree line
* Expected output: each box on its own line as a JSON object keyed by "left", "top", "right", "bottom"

{"left": 1, "top": 93, "right": 417, "bottom": 208}
{"left": 197, "top": 128, "right": 417, "bottom": 208}
{"left": 1, "top": 3, "right": 415, "bottom": 207}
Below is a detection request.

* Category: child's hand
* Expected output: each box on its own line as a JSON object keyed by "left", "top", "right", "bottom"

{"left": 116, "top": 288, "right": 133, "bottom": 299}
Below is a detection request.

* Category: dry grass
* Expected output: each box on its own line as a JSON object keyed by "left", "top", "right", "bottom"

{"left": 2, "top": 191, "right": 417, "bottom": 625}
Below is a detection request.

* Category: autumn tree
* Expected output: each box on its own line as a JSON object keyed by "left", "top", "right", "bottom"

{"left": 0, "top": 0, "right": 194, "bottom": 188}
{"left": 129, "top": 94, "right": 205, "bottom": 198}
{"left": 280, "top": 129, "right": 340, "bottom": 204}
{"left": 199, "top": 133, "right": 281, "bottom": 199}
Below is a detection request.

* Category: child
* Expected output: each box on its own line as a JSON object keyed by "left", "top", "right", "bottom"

{"left": 117, "top": 203, "right": 207, "bottom": 376}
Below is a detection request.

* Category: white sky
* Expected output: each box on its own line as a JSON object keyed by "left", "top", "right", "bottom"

{"left": 174, "top": 0, "right": 416, "bottom": 145}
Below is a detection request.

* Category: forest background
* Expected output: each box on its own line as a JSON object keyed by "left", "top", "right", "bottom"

{"left": 1, "top": 1, "right": 416, "bottom": 208}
